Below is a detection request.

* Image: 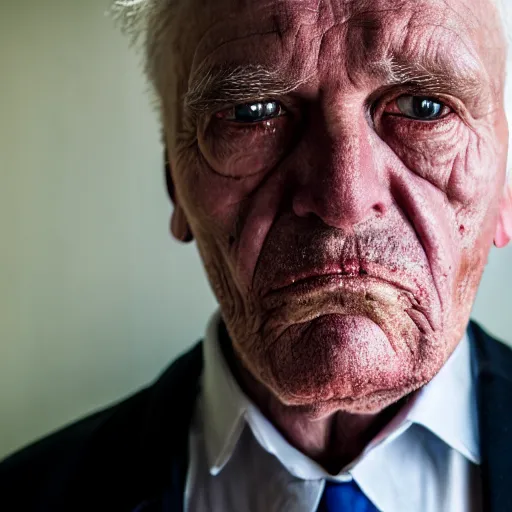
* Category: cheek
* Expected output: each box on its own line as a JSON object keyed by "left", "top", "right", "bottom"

{"left": 172, "top": 115, "right": 299, "bottom": 290}
{"left": 170, "top": 140, "right": 282, "bottom": 320}
{"left": 454, "top": 249, "right": 486, "bottom": 305}
{"left": 173, "top": 114, "right": 297, "bottom": 238}
{"left": 172, "top": 144, "right": 267, "bottom": 233}
{"left": 380, "top": 115, "right": 468, "bottom": 193}
{"left": 381, "top": 115, "right": 500, "bottom": 205}
{"left": 380, "top": 113, "right": 500, "bottom": 274}
{"left": 199, "top": 116, "right": 295, "bottom": 178}
{"left": 447, "top": 129, "right": 502, "bottom": 205}
{"left": 378, "top": 115, "right": 502, "bottom": 334}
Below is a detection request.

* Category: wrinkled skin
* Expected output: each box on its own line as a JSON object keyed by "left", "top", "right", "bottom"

{"left": 160, "top": 0, "right": 512, "bottom": 469}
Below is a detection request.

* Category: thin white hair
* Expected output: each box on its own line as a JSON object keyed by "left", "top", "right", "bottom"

{"left": 111, "top": 0, "right": 512, "bottom": 179}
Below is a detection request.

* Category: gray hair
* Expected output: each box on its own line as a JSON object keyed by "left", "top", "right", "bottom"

{"left": 111, "top": 0, "right": 512, "bottom": 179}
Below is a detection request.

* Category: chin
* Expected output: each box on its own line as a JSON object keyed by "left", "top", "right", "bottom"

{"left": 243, "top": 313, "right": 448, "bottom": 415}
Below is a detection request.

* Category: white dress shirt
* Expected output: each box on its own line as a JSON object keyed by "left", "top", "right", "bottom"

{"left": 185, "top": 311, "right": 482, "bottom": 512}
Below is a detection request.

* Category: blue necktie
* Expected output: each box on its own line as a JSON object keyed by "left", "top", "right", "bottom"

{"left": 318, "top": 480, "right": 379, "bottom": 511}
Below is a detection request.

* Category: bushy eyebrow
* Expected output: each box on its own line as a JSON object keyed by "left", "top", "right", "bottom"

{"left": 371, "top": 55, "right": 492, "bottom": 108}
{"left": 184, "top": 64, "right": 309, "bottom": 115}
{"left": 184, "top": 54, "right": 493, "bottom": 117}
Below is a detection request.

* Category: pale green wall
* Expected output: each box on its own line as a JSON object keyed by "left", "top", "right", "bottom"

{"left": 0, "top": 0, "right": 511, "bottom": 461}
{"left": 0, "top": 0, "right": 217, "bottom": 460}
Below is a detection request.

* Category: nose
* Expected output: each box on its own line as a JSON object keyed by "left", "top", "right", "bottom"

{"left": 292, "top": 114, "right": 390, "bottom": 230}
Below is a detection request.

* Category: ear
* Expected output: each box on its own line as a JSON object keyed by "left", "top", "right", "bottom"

{"left": 494, "top": 181, "right": 512, "bottom": 248}
{"left": 165, "top": 148, "right": 194, "bottom": 243}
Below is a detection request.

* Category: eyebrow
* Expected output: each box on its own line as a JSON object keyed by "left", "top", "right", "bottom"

{"left": 184, "top": 64, "right": 308, "bottom": 115}
{"left": 184, "top": 54, "right": 493, "bottom": 117}
{"left": 370, "top": 55, "right": 492, "bottom": 109}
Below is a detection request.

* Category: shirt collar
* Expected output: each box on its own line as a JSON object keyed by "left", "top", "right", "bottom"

{"left": 404, "top": 331, "right": 480, "bottom": 464}
{"left": 202, "top": 309, "right": 480, "bottom": 478}
{"left": 202, "top": 310, "right": 249, "bottom": 475}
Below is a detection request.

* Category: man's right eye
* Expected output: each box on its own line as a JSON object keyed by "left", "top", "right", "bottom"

{"left": 216, "top": 101, "right": 286, "bottom": 123}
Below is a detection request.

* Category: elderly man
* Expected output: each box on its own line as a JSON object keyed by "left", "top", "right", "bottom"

{"left": 2, "top": 0, "right": 512, "bottom": 510}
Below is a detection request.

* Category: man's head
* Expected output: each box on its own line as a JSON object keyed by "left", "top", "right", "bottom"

{"left": 115, "top": 0, "right": 512, "bottom": 416}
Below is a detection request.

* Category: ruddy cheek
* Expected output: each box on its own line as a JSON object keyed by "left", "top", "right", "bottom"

{"left": 202, "top": 131, "right": 279, "bottom": 176}
{"left": 199, "top": 116, "right": 295, "bottom": 178}
{"left": 446, "top": 131, "right": 501, "bottom": 205}
{"left": 380, "top": 115, "right": 468, "bottom": 193}
{"left": 172, "top": 142, "right": 268, "bottom": 239}
{"left": 179, "top": 115, "right": 295, "bottom": 231}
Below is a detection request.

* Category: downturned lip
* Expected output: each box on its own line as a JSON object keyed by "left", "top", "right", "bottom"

{"left": 262, "top": 267, "right": 411, "bottom": 298}
{"left": 260, "top": 271, "right": 437, "bottom": 334}
{"left": 262, "top": 273, "right": 400, "bottom": 300}
{"left": 264, "top": 273, "right": 360, "bottom": 295}
{"left": 261, "top": 266, "right": 361, "bottom": 296}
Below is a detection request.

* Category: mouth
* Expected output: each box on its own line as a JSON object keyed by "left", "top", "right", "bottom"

{"left": 259, "top": 270, "right": 435, "bottom": 334}
{"left": 267, "top": 273, "right": 369, "bottom": 296}
{"left": 261, "top": 273, "right": 407, "bottom": 307}
{"left": 262, "top": 267, "right": 415, "bottom": 302}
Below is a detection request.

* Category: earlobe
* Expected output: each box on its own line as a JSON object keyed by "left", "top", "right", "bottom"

{"left": 494, "top": 182, "right": 512, "bottom": 248}
{"left": 170, "top": 205, "right": 194, "bottom": 243}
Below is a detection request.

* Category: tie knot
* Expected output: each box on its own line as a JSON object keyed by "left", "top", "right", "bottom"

{"left": 319, "top": 479, "right": 379, "bottom": 511}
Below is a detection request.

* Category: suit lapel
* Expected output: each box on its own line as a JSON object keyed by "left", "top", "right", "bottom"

{"left": 470, "top": 321, "right": 512, "bottom": 512}
{"left": 138, "top": 342, "right": 204, "bottom": 511}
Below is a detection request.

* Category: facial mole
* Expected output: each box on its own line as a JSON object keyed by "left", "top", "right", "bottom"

{"left": 365, "top": 293, "right": 375, "bottom": 302}
{"left": 372, "top": 204, "right": 385, "bottom": 215}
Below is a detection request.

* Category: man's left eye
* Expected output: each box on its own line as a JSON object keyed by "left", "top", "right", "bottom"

{"left": 394, "top": 96, "right": 449, "bottom": 121}
{"left": 216, "top": 101, "right": 285, "bottom": 123}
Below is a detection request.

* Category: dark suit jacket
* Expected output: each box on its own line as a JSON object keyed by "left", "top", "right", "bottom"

{"left": 1, "top": 321, "right": 511, "bottom": 511}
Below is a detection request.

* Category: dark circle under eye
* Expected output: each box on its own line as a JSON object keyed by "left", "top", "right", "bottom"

{"left": 233, "top": 101, "right": 280, "bottom": 122}
{"left": 397, "top": 96, "right": 444, "bottom": 120}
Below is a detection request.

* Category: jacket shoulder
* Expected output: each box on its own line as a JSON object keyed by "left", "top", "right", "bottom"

{"left": 0, "top": 342, "right": 204, "bottom": 511}
{"left": 470, "top": 320, "right": 512, "bottom": 379}
{"left": 0, "top": 387, "right": 151, "bottom": 509}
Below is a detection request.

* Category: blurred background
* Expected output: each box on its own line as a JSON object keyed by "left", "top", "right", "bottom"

{"left": 0, "top": 0, "right": 511, "bottom": 461}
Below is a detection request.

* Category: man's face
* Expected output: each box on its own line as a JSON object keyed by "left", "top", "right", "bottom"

{"left": 163, "top": 0, "right": 509, "bottom": 414}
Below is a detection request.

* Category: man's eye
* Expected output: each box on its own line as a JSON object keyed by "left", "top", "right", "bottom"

{"left": 216, "top": 101, "right": 285, "bottom": 123}
{"left": 395, "top": 96, "right": 448, "bottom": 120}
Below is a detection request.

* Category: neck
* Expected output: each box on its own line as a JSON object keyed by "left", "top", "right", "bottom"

{"left": 219, "top": 322, "right": 404, "bottom": 473}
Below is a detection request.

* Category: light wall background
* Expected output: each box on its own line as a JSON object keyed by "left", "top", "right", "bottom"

{"left": 0, "top": 0, "right": 511, "bottom": 461}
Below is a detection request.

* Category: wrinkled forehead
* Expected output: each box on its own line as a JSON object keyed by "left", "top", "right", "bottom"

{"left": 174, "top": 0, "right": 504, "bottom": 85}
